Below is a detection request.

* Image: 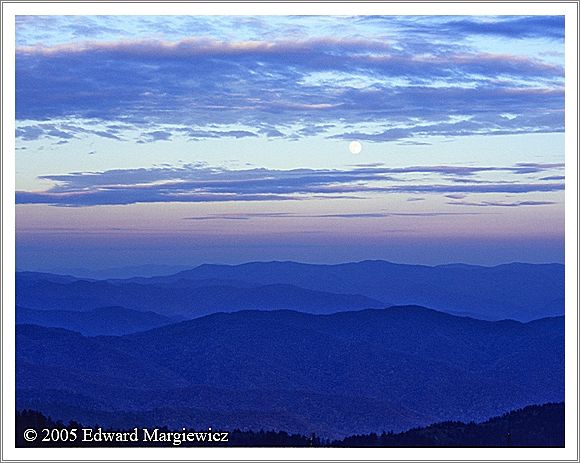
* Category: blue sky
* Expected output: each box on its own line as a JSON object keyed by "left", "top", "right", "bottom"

{"left": 15, "top": 15, "right": 565, "bottom": 270}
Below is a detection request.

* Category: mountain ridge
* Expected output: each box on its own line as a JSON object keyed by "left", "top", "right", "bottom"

{"left": 16, "top": 276, "right": 384, "bottom": 318}
{"left": 17, "top": 305, "right": 564, "bottom": 438}
{"left": 17, "top": 260, "right": 564, "bottom": 321}
{"left": 16, "top": 305, "right": 178, "bottom": 336}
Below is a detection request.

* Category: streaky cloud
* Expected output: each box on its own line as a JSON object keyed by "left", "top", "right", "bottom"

{"left": 540, "top": 175, "right": 565, "bottom": 181}
{"left": 16, "top": 33, "right": 564, "bottom": 142}
{"left": 357, "top": 15, "right": 564, "bottom": 41}
{"left": 447, "top": 200, "right": 556, "bottom": 207}
{"left": 16, "top": 162, "right": 564, "bottom": 207}
{"left": 388, "top": 184, "right": 563, "bottom": 194}
{"left": 441, "top": 16, "right": 564, "bottom": 40}
{"left": 182, "top": 211, "right": 485, "bottom": 221}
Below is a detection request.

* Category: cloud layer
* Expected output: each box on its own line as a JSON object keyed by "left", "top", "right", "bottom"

{"left": 16, "top": 15, "right": 564, "bottom": 144}
{"left": 16, "top": 162, "right": 564, "bottom": 207}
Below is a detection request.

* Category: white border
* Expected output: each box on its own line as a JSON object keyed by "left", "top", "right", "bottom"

{"left": 2, "top": 2, "right": 578, "bottom": 462}
{"left": 563, "top": 1, "right": 579, "bottom": 457}
{"left": 1, "top": 1, "right": 578, "bottom": 16}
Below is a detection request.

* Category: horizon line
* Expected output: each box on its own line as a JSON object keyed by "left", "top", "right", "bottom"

{"left": 16, "top": 258, "right": 565, "bottom": 278}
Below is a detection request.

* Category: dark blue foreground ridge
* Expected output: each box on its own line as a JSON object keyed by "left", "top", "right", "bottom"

{"left": 16, "top": 304, "right": 564, "bottom": 439}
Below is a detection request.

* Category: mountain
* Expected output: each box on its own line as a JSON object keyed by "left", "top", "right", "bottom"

{"left": 132, "top": 260, "right": 564, "bottom": 321}
{"left": 16, "top": 271, "right": 86, "bottom": 285}
{"left": 16, "top": 260, "right": 564, "bottom": 321}
{"left": 16, "top": 306, "right": 564, "bottom": 438}
{"left": 16, "top": 306, "right": 177, "bottom": 336}
{"left": 30, "top": 264, "right": 194, "bottom": 280}
{"left": 16, "top": 276, "right": 384, "bottom": 317}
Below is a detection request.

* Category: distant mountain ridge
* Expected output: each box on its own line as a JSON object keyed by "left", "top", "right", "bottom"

{"left": 16, "top": 306, "right": 178, "bottom": 336}
{"left": 16, "top": 273, "right": 384, "bottom": 318}
{"left": 17, "top": 305, "right": 564, "bottom": 438}
{"left": 176, "top": 260, "right": 565, "bottom": 320}
{"left": 17, "top": 260, "right": 564, "bottom": 321}
{"left": 22, "top": 264, "right": 194, "bottom": 280}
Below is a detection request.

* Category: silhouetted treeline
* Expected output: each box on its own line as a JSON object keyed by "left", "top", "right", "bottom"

{"left": 16, "top": 403, "right": 563, "bottom": 447}
{"left": 331, "top": 403, "right": 564, "bottom": 447}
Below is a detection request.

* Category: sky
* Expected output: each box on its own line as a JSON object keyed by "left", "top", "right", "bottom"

{"left": 14, "top": 14, "right": 565, "bottom": 271}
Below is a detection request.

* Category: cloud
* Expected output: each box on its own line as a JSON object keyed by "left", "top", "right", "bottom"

{"left": 16, "top": 16, "right": 129, "bottom": 46}
{"left": 176, "top": 128, "right": 259, "bottom": 140}
{"left": 513, "top": 162, "right": 565, "bottom": 173}
{"left": 388, "top": 184, "right": 563, "bottom": 194}
{"left": 308, "top": 212, "right": 484, "bottom": 218}
{"left": 341, "top": 163, "right": 564, "bottom": 177}
{"left": 16, "top": 162, "right": 564, "bottom": 207}
{"left": 447, "top": 200, "right": 556, "bottom": 207}
{"left": 439, "top": 16, "right": 564, "bottom": 40}
{"left": 16, "top": 126, "right": 50, "bottom": 141}
{"left": 16, "top": 190, "right": 298, "bottom": 207}
{"left": 138, "top": 130, "right": 172, "bottom": 143}
{"left": 18, "top": 16, "right": 564, "bottom": 48}
{"left": 330, "top": 108, "right": 564, "bottom": 142}
{"left": 356, "top": 16, "right": 564, "bottom": 41}
{"left": 258, "top": 127, "right": 286, "bottom": 138}
{"left": 16, "top": 122, "right": 124, "bottom": 142}
{"left": 184, "top": 212, "right": 295, "bottom": 220}
{"left": 182, "top": 211, "right": 484, "bottom": 221}
{"left": 296, "top": 125, "right": 335, "bottom": 137}
{"left": 15, "top": 121, "right": 261, "bottom": 144}
{"left": 16, "top": 32, "right": 564, "bottom": 143}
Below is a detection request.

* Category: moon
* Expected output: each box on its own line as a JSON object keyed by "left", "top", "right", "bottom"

{"left": 349, "top": 140, "right": 362, "bottom": 154}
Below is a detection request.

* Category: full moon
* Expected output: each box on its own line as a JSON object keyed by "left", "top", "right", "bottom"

{"left": 349, "top": 141, "right": 362, "bottom": 154}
